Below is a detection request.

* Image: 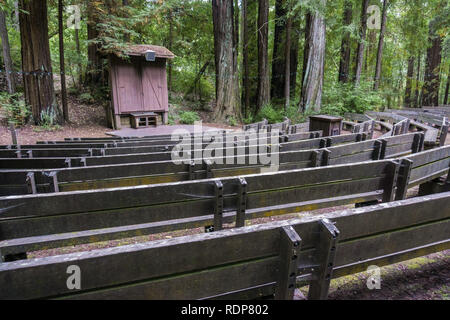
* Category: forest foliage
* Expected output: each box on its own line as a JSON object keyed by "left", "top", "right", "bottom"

{"left": 0, "top": 0, "right": 449, "bottom": 126}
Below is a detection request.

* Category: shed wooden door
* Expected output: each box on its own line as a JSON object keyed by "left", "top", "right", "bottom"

{"left": 114, "top": 59, "right": 144, "bottom": 113}
{"left": 141, "top": 60, "right": 168, "bottom": 112}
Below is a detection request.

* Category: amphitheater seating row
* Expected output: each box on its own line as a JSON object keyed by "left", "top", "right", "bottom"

{"left": 0, "top": 133, "right": 423, "bottom": 195}
{"left": 1, "top": 191, "right": 448, "bottom": 299}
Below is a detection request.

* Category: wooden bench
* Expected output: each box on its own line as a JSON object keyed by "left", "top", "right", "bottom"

{"left": 130, "top": 112, "right": 158, "bottom": 129}
{"left": 0, "top": 133, "right": 424, "bottom": 195}
{"left": 1, "top": 191, "right": 448, "bottom": 300}
{"left": 0, "top": 160, "right": 400, "bottom": 261}
{"left": 0, "top": 132, "right": 371, "bottom": 169}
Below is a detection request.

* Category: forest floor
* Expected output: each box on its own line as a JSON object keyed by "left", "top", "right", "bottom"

{"left": 1, "top": 96, "right": 449, "bottom": 300}
{"left": 0, "top": 93, "right": 239, "bottom": 144}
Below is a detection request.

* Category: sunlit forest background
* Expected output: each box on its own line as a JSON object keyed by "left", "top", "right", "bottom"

{"left": 0, "top": 0, "right": 449, "bottom": 128}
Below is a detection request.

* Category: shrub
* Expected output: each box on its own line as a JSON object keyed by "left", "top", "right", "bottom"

{"left": 255, "top": 103, "right": 285, "bottom": 124}
{"left": 0, "top": 92, "right": 31, "bottom": 126}
{"left": 79, "top": 92, "right": 95, "bottom": 104}
{"left": 321, "top": 81, "right": 384, "bottom": 116}
{"left": 179, "top": 111, "right": 201, "bottom": 124}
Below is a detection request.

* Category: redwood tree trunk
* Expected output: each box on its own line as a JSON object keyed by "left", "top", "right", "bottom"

{"left": 212, "top": 0, "right": 240, "bottom": 122}
{"left": 299, "top": 1, "right": 326, "bottom": 112}
{"left": 444, "top": 74, "right": 449, "bottom": 105}
{"left": 59, "top": 0, "right": 69, "bottom": 122}
{"left": 414, "top": 54, "right": 421, "bottom": 108}
{"left": 373, "top": 0, "right": 388, "bottom": 90}
{"left": 338, "top": 0, "right": 352, "bottom": 83}
{"left": 271, "top": 0, "right": 300, "bottom": 102}
{"left": 0, "top": 9, "right": 16, "bottom": 94}
{"left": 19, "top": 0, "right": 59, "bottom": 124}
{"left": 284, "top": 12, "right": 292, "bottom": 110}
{"left": 74, "top": 27, "right": 82, "bottom": 88}
{"left": 242, "top": 0, "right": 250, "bottom": 117}
{"left": 404, "top": 56, "right": 415, "bottom": 107}
{"left": 422, "top": 24, "right": 442, "bottom": 107}
{"left": 86, "top": 2, "right": 102, "bottom": 85}
{"left": 271, "top": 0, "right": 287, "bottom": 101}
{"left": 354, "top": 0, "right": 369, "bottom": 86}
{"left": 256, "top": 0, "right": 270, "bottom": 111}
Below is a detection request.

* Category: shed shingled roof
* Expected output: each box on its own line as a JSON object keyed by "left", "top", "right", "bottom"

{"left": 123, "top": 44, "right": 175, "bottom": 59}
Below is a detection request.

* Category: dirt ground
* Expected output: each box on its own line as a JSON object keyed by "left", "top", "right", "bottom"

{"left": 0, "top": 95, "right": 239, "bottom": 145}
{"left": 1, "top": 100, "right": 449, "bottom": 300}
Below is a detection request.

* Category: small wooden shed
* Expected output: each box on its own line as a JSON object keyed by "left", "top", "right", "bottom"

{"left": 108, "top": 44, "right": 175, "bottom": 129}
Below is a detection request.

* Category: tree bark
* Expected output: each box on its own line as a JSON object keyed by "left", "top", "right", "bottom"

{"left": 86, "top": 2, "right": 102, "bottom": 85}
{"left": 271, "top": 0, "right": 287, "bottom": 101}
{"left": 338, "top": 0, "right": 352, "bottom": 83}
{"left": 413, "top": 54, "right": 421, "bottom": 108}
{"left": 354, "top": 0, "right": 369, "bottom": 86}
{"left": 299, "top": 1, "right": 326, "bottom": 113}
{"left": 19, "top": 0, "right": 59, "bottom": 125}
{"left": 122, "top": 0, "right": 130, "bottom": 42}
{"left": 256, "top": 0, "right": 270, "bottom": 111}
{"left": 74, "top": 27, "right": 82, "bottom": 88}
{"left": 373, "top": 0, "right": 388, "bottom": 90}
{"left": 242, "top": 0, "right": 250, "bottom": 117}
{"left": 404, "top": 56, "right": 415, "bottom": 107}
{"left": 289, "top": 17, "right": 300, "bottom": 97}
{"left": 421, "top": 23, "right": 442, "bottom": 107}
{"left": 444, "top": 73, "right": 449, "bottom": 105}
{"left": 0, "top": 9, "right": 16, "bottom": 94}
{"left": 59, "top": 0, "right": 69, "bottom": 122}
{"left": 212, "top": 0, "right": 240, "bottom": 122}
{"left": 167, "top": 9, "right": 173, "bottom": 94}
{"left": 284, "top": 11, "right": 292, "bottom": 110}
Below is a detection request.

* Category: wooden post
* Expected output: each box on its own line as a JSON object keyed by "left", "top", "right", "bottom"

{"left": 213, "top": 180, "right": 224, "bottom": 231}
{"left": 275, "top": 225, "right": 302, "bottom": 300}
{"left": 9, "top": 122, "right": 17, "bottom": 145}
{"left": 308, "top": 219, "right": 340, "bottom": 300}
{"left": 383, "top": 161, "right": 400, "bottom": 202}
{"left": 235, "top": 178, "right": 248, "bottom": 228}
{"left": 395, "top": 159, "right": 413, "bottom": 201}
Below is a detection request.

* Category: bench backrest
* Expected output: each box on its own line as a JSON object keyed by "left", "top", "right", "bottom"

{"left": 1, "top": 191, "right": 448, "bottom": 300}
{"left": 0, "top": 133, "right": 422, "bottom": 196}
{"left": 0, "top": 160, "right": 398, "bottom": 243}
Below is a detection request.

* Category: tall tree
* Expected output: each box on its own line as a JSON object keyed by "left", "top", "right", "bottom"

{"left": 212, "top": 0, "right": 240, "bottom": 122}
{"left": 338, "top": 0, "right": 352, "bottom": 83}
{"left": 271, "top": 0, "right": 287, "bottom": 101}
{"left": 271, "top": 0, "right": 300, "bottom": 103}
{"left": 284, "top": 2, "right": 292, "bottom": 110}
{"left": 414, "top": 54, "right": 421, "bottom": 108}
{"left": 373, "top": 0, "right": 388, "bottom": 90}
{"left": 256, "top": 0, "right": 270, "bottom": 111}
{"left": 299, "top": 0, "right": 326, "bottom": 112}
{"left": 241, "top": 0, "right": 258, "bottom": 115}
{"left": 19, "top": 0, "right": 59, "bottom": 124}
{"left": 422, "top": 19, "right": 442, "bottom": 106}
{"left": 59, "top": 0, "right": 69, "bottom": 122}
{"left": 444, "top": 73, "right": 449, "bottom": 105}
{"left": 404, "top": 56, "right": 415, "bottom": 107}
{"left": 74, "top": 25, "right": 82, "bottom": 88}
{"left": 0, "top": 9, "right": 15, "bottom": 94}
{"left": 242, "top": 0, "right": 250, "bottom": 117}
{"left": 86, "top": 1, "right": 102, "bottom": 84}
{"left": 354, "top": 0, "right": 369, "bottom": 86}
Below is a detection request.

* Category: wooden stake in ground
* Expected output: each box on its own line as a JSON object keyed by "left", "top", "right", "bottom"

{"left": 9, "top": 123, "right": 17, "bottom": 145}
